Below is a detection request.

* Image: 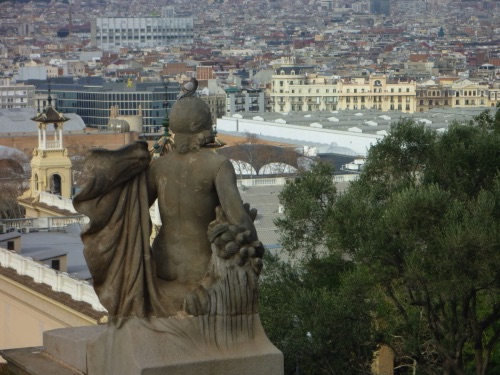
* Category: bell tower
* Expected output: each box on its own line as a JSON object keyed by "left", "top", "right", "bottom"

{"left": 24, "top": 92, "right": 73, "bottom": 206}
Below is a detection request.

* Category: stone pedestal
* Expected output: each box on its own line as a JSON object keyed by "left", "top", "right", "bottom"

{"left": 1, "top": 316, "right": 283, "bottom": 375}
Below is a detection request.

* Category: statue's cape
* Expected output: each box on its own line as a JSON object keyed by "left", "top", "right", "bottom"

{"left": 73, "top": 142, "right": 167, "bottom": 318}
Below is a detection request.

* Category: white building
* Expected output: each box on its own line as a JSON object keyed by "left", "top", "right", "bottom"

{"left": 91, "top": 13, "right": 194, "bottom": 52}
{"left": 0, "top": 79, "right": 35, "bottom": 109}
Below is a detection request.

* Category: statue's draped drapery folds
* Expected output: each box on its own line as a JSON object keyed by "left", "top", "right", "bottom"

{"left": 73, "top": 142, "right": 168, "bottom": 318}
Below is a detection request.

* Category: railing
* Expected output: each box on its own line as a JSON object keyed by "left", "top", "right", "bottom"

{"left": 39, "top": 140, "right": 62, "bottom": 150}
{"left": 0, "top": 247, "right": 105, "bottom": 312}
{"left": 236, "top": 175, "right": 359, "bottom": 187}
{"left": 333, "top": 174, "right": 360, "bottom": 182}
{"left": 237, "top": 177, "right": 289, "bottom": 187}
{"left": 39, "top": 191, "right": 78, "bottom": 213}
{"left": 3, "top": 215, "right": 88, "bottom": 232}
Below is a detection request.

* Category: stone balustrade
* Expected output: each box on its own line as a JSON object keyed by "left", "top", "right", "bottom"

{"left": 0, "top": 247, "right": 105, "bottom": 312}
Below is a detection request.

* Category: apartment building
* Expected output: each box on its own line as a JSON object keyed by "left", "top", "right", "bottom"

{"left": 226, "top": 87, "right": 268, "bottom": 114}
{"left": 271, "top": 69, "right": 417, "bottom": 113}
{"left": 200, "top": 93, "right": 226, "bottom": 125}
{"left": 0, "top": 79, "right": 35, "bottom": 109}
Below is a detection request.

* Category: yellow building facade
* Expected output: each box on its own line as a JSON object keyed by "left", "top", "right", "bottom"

{"left": 415, "top": 78, "right": 498, "bottom": 112}
{"left": 271, "top": 71, "right": 417, "bottom": 113}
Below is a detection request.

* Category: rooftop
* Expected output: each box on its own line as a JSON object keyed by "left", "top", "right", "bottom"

{"left": 226, "top": 107, "right": 498, "bottom": 137}
{"left": 0, "top": 108, "right": 85, "bottom": 135}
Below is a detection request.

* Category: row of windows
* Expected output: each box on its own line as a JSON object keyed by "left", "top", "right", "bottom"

{"left": 0, "top": 91, "right": 29, "bottom": 95}
{"left": 417, "top": 99, "right": 488, "bottom": 106}
{"left": 97, "top": 27, "right": 193, "bottom": 32}
{"left": 418, "top": 90, "right": 492, "bottom": 98}
{"left": 341, "top": 104, "right": 412, "bottom": 111}
{"left": 98, "top": 35, "right": 191, "bottom": 41}
{"left": 68, "top": 92, "right": 164, "bottom": 101}
{"left": 0, "top": 98, "right": 24, "bottom": 102}
{"left": 277, "top": 84, "right": 413, "bottom": 94}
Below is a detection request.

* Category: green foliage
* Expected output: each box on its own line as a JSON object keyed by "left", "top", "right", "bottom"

{"left": 265, "top": 115, "right": 500, "bottom": 375}
{"left": 260, "top": 253, "right": 377, "bottom": 375}
{"left": 494, "top": 103, "right": 500, "bottom": 134}
{"left": 261, "top": 162, "right": 376, "bottom": 374}
{"left": 330, "top": 118, "right": 500, "bottom": 375}
{"left": 274, "top": 162, "right": 336, "bottom": 256}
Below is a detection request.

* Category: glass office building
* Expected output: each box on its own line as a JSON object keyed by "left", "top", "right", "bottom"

{"left": 31, "top": 78, "right": 179, "bottom": 133}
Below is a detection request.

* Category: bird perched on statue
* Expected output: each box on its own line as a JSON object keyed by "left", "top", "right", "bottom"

{"left": 177, "top": 78, "right": 198, "bottom": 100}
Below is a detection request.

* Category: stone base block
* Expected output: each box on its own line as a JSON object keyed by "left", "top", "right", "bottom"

{"left": 2, "top": 315, "right": 283, "bottom": 375}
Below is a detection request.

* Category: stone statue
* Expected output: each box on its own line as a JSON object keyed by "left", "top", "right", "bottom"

{"left": 72, "top": 97, "right": 281, "bottom": 375}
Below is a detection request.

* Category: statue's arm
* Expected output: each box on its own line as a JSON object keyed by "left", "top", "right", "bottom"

{"left": 215, "top": 160, "right": 258, "bottom": 241}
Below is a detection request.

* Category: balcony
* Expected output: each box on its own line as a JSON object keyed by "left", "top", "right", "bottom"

{"left": 39, "top": 140, "right": 62, "bottom": 150}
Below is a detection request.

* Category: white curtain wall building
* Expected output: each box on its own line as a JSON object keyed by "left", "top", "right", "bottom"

{"left": 91, "top": 16, "right": 194, "bottom": 52}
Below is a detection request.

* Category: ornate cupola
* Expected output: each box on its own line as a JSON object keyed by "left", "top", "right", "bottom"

{"left": 32, "top": 93, "right": 69, "bottom": 151}
{"left": 25, "top": 89, "right": 73, "bottom": 206}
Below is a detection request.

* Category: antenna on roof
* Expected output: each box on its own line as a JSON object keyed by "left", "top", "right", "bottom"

{"left": 47, "top": 79, "right": 52, "bottom": 107}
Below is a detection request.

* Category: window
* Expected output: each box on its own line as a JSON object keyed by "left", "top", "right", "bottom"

{"left": 7, "top": 241, "right": 14, "bottom": 251}
{"left": 52, "top": 259, "right": 60, "bottom": 271}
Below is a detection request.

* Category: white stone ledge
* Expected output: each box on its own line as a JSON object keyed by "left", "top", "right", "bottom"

{"left": 0, "top": 247, "right": 106, "bottom": 312}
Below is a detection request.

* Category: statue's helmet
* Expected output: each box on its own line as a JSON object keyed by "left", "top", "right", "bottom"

{"left": 169, "top": 97, "right": 212, "bottom": 135}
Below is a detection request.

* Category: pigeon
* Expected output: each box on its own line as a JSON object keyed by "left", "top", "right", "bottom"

{"left": 177, "top": 77, "right": 198, "bottom": 100}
